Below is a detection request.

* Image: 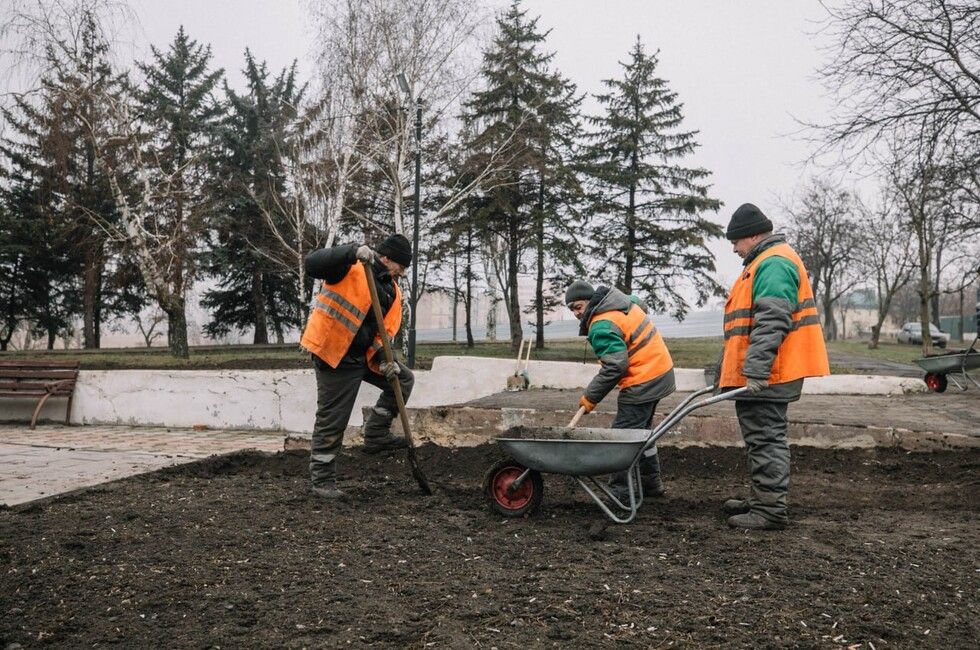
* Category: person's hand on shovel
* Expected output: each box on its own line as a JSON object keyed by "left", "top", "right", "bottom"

{"left": 379, "top": 361, "right": 400, "bottom": 382}
{"left": 568, "top": 395, "right": 595, "bottom": 428}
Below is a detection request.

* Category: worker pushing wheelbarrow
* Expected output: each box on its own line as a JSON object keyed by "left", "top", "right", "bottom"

{"left": 482, "top": 279, "right": 747, "bottom": 523}
{"left": 483, "top": 384, "right": 747, "bottom": 524}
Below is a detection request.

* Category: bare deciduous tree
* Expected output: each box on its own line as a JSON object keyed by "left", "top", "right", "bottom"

{"left": 812, "top": 0, "right": 980, "bottom": 161}
{"left": 856, "top": 192, "right": 916, "bottom": 348}
{"left": 784, "top": 179, "right": 864, "bottom": 340}
{"left": 883, "top": 123, "right": 952, "bottom": 354}
{"left": 81, "top": 97, "right": 210, "bottom": 359}
{"left": 0, "top": 0, "right": 134, "bottom": 105}
{"left": 310, "top": 0, "right": 487, "bottom": 234}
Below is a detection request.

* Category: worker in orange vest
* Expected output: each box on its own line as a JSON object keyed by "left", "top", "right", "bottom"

{"left": 300, "top": 234, "right": 414, "bottom": 499}
{"left": 718, "top": 203, "right": 829, "bottom": 529}
{"left": 566, "top": 280, "right": 676, "bottom": 504}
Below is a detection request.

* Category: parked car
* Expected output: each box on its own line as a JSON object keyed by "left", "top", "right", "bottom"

{"left": 897, "top": 322, "right": 950, "bottom": 348}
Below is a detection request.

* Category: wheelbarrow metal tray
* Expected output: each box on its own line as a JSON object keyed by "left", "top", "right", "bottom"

{"left": 913, "top": 349, "right": 980, "bottom": 374}
{"left": 496, "top": 426, "right": 649, "bottom": 476}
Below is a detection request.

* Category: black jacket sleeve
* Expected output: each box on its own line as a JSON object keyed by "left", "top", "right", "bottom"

{"left": 305, "top": 243, "right": 358, "bottom": 284}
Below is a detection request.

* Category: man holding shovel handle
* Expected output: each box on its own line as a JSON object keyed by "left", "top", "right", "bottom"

{"left": 565, "top": 280, "right": 677, "bottom": 503}
{"left": 300, "top": 234, "right": 421, "bottom": 500}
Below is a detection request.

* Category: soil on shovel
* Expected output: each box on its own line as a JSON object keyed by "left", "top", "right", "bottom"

{"left": 2, "top": 444, "right": 977, "bottom": 648}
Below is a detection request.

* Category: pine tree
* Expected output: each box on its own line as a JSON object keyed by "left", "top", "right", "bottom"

{"left": 202, "top": 52, "right": 306, "bottom": 343}
{"left": 0, "top": 12, "right": 128, "bottom": 349}
{"left": 135, "top": 26, "right": 224, "bottom": 357}
{"left": 463, "top": 0, "right": 565, "bottom": 352}
{"left": 526, "top": 70, "right": 586, "bottom": 349}
{"left": 583, "top": 36, "right": 723, "bottom": 319}
{"left": 0, "top": 160, "right": 79, "bottom": 349}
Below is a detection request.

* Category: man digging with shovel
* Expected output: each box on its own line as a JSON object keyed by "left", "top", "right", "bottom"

{"left": 300, "top": 234, "right": 415, "bottom": 500}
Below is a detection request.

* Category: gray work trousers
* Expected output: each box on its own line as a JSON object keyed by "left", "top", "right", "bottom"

{"left": 735, "top": 399, "right": 789, "bottom": 524}
{"left": 309, "top": 356, "right": 414, "bottom": 486}
{"left": 608, "top": 399, "right": 662, "bottom": 488}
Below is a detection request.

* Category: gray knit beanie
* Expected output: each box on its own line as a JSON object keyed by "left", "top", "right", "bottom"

{"left": 564, "top": 280, "right": 595, "bottom": 305}
{"left": 725, "top": 203, "right": 774, "bottom": 240}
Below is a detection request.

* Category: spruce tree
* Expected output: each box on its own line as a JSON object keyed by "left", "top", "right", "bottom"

{"left": 583, "top": 36, "right": 723, "bottom": 318}
{"left": 0, "top": 12, "right": 130, "bottom": 349}
{"left": 526, "top": 69, "right": 586, "bottom": 349}
{"left": 135, "top": 26, "right": 223, "bottom": 356}
{"left": 203, "top": 52, "right": 305, "bottom": 343}
{"left": 464, "top": 0, "right": 566, "bottom": 352}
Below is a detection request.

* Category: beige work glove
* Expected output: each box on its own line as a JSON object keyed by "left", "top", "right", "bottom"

{"left": 745, "top": 377, "right": 769, "bottom": 394}
{"left": 379, "top": 361, "right": 400, "bottom": 381}
{"left": 356, "top": 245, "right": 375, "bottom": 263}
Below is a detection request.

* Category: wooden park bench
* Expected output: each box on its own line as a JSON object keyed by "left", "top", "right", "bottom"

{"left": 0, "top": 360, "right": 80, "bottom": 429}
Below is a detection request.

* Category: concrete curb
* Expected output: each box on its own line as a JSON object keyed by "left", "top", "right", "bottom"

{"left": 3, "top": 356, "right": 927, "bottom": 433}
{"left": 284, "top": 404, "right": 978, "bottom": 452}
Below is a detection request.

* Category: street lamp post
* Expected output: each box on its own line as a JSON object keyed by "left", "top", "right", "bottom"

{"left": 396, "top": 74, "right": 422, "bottom": 369}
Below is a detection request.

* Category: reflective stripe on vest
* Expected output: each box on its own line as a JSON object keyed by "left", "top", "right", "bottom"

{"left": 300, "top": 262, "right": 402, "bottom": 369}
{"left": 590, "top": 304, "right": 673, "bottom": 389}
{"left": 719, "top": 243, "right": 830, "bottom": 387}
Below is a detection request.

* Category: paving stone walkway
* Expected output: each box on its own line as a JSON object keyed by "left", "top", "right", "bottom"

{"left": 0, "top": 424, "right": 284, "bottom": 507}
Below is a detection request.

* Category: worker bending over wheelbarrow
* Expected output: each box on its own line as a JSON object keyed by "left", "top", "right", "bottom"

{"left": 565, "top": 280, "right": 675, "bottom": 503}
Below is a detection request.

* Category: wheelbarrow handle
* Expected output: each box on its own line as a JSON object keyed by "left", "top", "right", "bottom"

{"left": 640, "top": 385, "right": 749, "bottom": 455}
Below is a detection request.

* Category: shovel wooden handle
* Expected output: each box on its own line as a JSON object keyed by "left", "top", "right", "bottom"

{"left": 362, "top": 259, "right": 432, "bottom": 496}
{"left": 568, "top": 406, "right": 586, "bottom": 428}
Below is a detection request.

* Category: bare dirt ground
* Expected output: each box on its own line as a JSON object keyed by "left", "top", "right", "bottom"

{"left": 2, "top": 444, "right": 978, "bottom": 649}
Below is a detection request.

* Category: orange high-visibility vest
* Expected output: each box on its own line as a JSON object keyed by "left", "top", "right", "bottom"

{"left": 720, "top": 243, "right": 829, "bottom": 387}
{"left": 590, "top": 304, "right": 673, "bottom": 388}
{"left": 300, "top": 262, "right": 402, "bottom": 371}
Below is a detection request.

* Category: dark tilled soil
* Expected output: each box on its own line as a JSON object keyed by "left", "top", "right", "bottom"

{"left": 2, "top": 445, "right": 978, "bottom": 649}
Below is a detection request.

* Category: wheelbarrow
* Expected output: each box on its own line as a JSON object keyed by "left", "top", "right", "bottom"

{"left": 913, "top": 334, "right": 980, "bottom": 392}
{"left": 483, "top": 385, "right": 748, "bottom": 524}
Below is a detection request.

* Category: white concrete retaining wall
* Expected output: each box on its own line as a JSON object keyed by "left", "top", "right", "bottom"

{"left": 0, "top": 356, "right": 925, "bottom": 432}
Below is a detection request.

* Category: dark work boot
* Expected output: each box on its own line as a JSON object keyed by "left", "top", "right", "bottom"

{"left": 361, "top": 406, "right": 408, "bottom": 454}
{"left": 639, "top": 453, "right": 666, "bottom": 497}
{"left": 607, "top": 471, "right": 633, "bottom": 505}
{"left": 311, "top": 465, "right": 347, "bottom": 500}
{"left": 362, "top": 433, "right": 408, "bottom": 454}
{"left": 723, "top": 498, "right": 751, "bottom": 515}
{"left": 312, "top": 482, "right": 348, "bottom": 500}
{"left": 310, "top": 452, "right": 346, "bottom": 499}
{"left": 727, "top": 512, "right": 786, "bottom": 530}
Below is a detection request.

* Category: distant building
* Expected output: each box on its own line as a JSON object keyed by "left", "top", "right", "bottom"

{"left": 835, "top": 288, "right": 899, "bottom": 340}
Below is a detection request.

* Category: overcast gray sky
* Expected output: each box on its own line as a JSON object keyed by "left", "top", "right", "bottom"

{"left": 129, "top": 0, "right": 844, "bottom": 295}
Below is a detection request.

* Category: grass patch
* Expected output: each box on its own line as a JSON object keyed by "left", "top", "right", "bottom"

{"left": 0, "top": 336, "right": 942, "bottom": 373}
{"left": 825, "top": 339, "right": 933, "bottom": 364}
{"left": 416, "top": 336, "right": 724, "bottom": 369}
{"left": 0, "top": 344, "right": 309, "bottom": 370}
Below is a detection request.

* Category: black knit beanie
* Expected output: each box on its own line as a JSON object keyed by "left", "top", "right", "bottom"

{"left": 725, "top": 203, "right": 774, "bottom": 240}
{"left": 564, "top": 280, "right": 595, "bottom": 305}
{"left": 376, "top": 233, "right": 412, "bottom": 267}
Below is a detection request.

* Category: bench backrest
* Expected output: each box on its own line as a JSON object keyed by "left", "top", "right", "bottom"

{"left": 0, "top": 360, "right": 80, "bottom": 394}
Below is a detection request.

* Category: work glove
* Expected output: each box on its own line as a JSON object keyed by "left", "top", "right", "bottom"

{"left": 745, "top": 377, "right": 769, "bottom": 394}
{"left": 356, "top": 245, "right": 374, "bottom": 263}
{"left": 579, "top": 395, "right": 596, "bottom": 413}
{"left": 379, "top": 361, "right": 400, "bottom": 381}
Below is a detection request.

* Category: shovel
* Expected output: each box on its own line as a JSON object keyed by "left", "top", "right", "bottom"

{"left": 506, "top": 339, "right": 532, "bottom": 391}
{"left": 362, "top": 260, "right": 433, "bottom": 496}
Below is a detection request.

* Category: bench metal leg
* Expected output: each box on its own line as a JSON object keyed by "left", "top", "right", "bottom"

{"left": 30, "top": 392, "right": 55, "bottom": 430}
{"left": 65, "top": 392, "right": 74, "bottom": 425}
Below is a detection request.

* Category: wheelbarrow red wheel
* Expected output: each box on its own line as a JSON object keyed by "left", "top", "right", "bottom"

{"left": 483, "top": 458, "right": 543, "bottom": 518}
{"left": 924, "top": 373, "right": 948, "bottom": 393}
